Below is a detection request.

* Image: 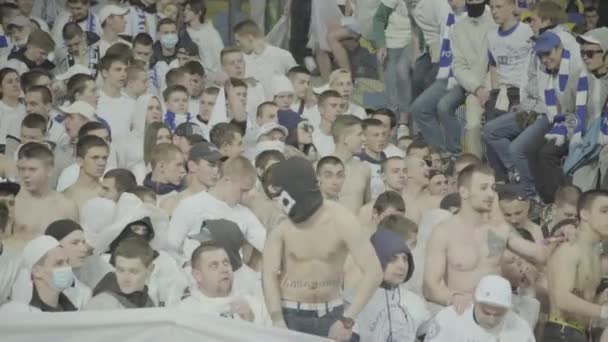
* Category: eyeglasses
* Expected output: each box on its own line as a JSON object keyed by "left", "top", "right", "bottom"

{"left": 581, "top": 49, "right": 604, "bottom": 59}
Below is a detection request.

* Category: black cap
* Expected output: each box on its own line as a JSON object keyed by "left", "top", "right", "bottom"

{"left": 0, "top": 178, "right": 20, "bottom": 196}
{"left": 175, "top": 122, "right": 204, "bottom": 138}
{"left": 496, "top": 184, "right": 527, "bottom": 201}
{"left": 176, "top": 40, "right": 199, "bottom": 56}
{"left": 189, "top": 219, "right": 245, "bottom": 271}
{"left": 188, "top": 141, "right": 226, "bottom": 162}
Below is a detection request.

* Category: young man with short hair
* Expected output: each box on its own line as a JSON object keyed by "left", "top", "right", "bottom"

{"left": 123, "top": 62, "right": 149, "bottom": 100}
{"left": 332, "top": 115, "right": 371, "bottom": 214}
{"left": 14, "top": 143, "right": 78, "bottom": 239}
{"left": 233, "top": 19, "right": 296, "bottom": 100}
{"left": 192, "top": 87, "right": 221, "bottom": 140}
{"left": 132, "top": 33, "right": 158, "bottom": 94}
{"left": 100, "top": 168, "right": 136, "bottom": 202}
{"left": 287, "top": 66, "right": 313, "bottom": 116}
{"left": 316, "top": 156, "right": 346, "bottom": 201}
{"left": 312, "top": 90, "right": 343, "bottom": 157}
{"left": 56, "top": 22, "right": 101, "bottom": 76}
{"left": 220, "top": 47, "right": 266, "bottom": 118}
{"left": 97, "top": 53, "right": 135, "bottom": 141}
{"left": 497, "top": 185, "right": 543, "bottom": 242}
{"left": 172, "top": 122, "right": 205, "bottom": 155}
{"left": 160, "top": 141, "right": 225, "bottom": 216}
{"left": 168, "top": 156, "right": 266, "bottom": 259}
{"left": 18, "top": 113, "right": 47, "bottom": 146}
{"left": 357, "top": 118, "right": 388, "bottom": 199}
{"left": 541, "top": 185, "right": 581, "bottom": 238}
{"left": 143, "top": 143, "right": 186, "bottom": 197}
{"left": 162, "top": 85, "right": 193, "bottom": 131}
{"left": 63, "top": 135, "right": 109, "bottom": 210}
{"left": 97, "top": 4, "right": 130, "bottom": 57}
{"left": 370, "top": 108, "right": 404, "bottom": 158}
{"left": 6, "top": 15, "right": 35, "bottom": 52}
{"left": 328, "top": 69, "right": 366, "bottom": 120}
{"left": 51, "top": 0, "right": 101, "bottom": 48}
{"left": 6, "top": 29, "right": 55, "bottom": 74}
{"left": 357, "top": 190, "right": 407, "bottom": 235}
{"left": 86, "top": 237, "right": 156, "bottom": 310}
{"left": 183, "top": 0, "right": 224, "bottom": 76}
{"left": 181, "top": 61, "right": 206, "bottom": 114}
{"left": 209, "top": 123, "right": 245, "bottom": 159}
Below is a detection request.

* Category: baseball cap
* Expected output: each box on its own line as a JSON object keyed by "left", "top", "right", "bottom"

{"left": 7, "top": 15, "right": 32, "bottom": 29}
{"left": 474, "top": 275, "right": 512, "bottom": 309}
{"left": 0, "top": 177, "right": 20, "bottom": 196}
{"left": 188, "top": 141, "right": 226, "bottom": 162}
{"left": 256, "top": 122, "right": 288, "bottom": 141}
{"left": 577, "top": 27, "right": 608, "bottom": 51}
{"left": 22, "top": 236, "right": 60, "bottom": 271}
{"left": 99, "top": 4, "right": 129, "bottom": 25}
{"left": 533, "top": 31, "right": 561, "bottom": 54}
{"left": 59, "top": 101, "right": 96, "bottom": 120}
{"left": 271, "top": 75, "right": 295, "bottom": 97}
{"left": 312, "top": 83, "right": 330, "bottom": 95}
{"left": 189, "top": 219, "right": 245, "bottom": 270}
{"left": 174, "top": 122, "right": 204, "bottom": 138}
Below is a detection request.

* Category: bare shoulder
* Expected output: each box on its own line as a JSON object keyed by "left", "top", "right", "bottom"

{"left": 326, "top": 201, "right": 365, "bottom": 234}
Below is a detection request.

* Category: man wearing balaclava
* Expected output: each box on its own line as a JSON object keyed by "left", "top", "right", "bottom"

{"left": 348, "top": 229, "right": 431, "bottom": 341}
{"left": 262, "top": 157, "right": 382, "bottom": 341}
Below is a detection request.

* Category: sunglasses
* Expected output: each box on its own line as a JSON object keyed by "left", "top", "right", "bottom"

{"left": 581, "top": 49, "right": 604, "bottom": 59}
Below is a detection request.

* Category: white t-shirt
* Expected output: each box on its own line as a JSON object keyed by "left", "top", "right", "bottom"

{"left": 424, "top": 305, "right": 535, "bottom": 342}
{"left": 382, "top": 0, "right": 413, "bottom": 49}
{"left": 0, "top": 247, "right": 21, "bottom": 306}
{"left": 167, "top": 191, "right": 267, "bottom": 258}
{"left": 97, "top": 90, "right": 136, "bottom": 141}
{"left": 0, "top": 101, "right": 26, "bottom": 145}
{"left": 487, "top": 22, "right": 534, "bottom": 89}
{"left": 244, "top": 45, "right": 297, "bottom": 100}
{"left": 312, "top": 128, "right": 335, "bottom": 157}
{"left": 354, "top": 285, "right": 430, "bottom": 342}
{"left": 306, "top": 101, "right": 366, "bottom": 129}
{"left": 384, "top": 143, "right": 405, "bottom": 158}
{"left": 414, "top": 0, "right": 451, "bottom": 62}
{"left": 346, "top": 102, "right": 367, "bottom": 119}
{"left": 186, "top": 22, "right": 224, "bottom": 75}
{"left": 98, "top": 37, "right": 132, "bottom": 58}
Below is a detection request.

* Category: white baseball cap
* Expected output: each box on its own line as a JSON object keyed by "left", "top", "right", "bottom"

{"left": 99, "top": 4, "right": 129, "bottom": 25}
{"left": 59, "top": 100, "right": 96, "bottom": 120}
{"left": 271, "top": 75, "right": 295, "bottom": 97}
{"left": 474, "top": 275, "right": 512, "bottom": 309}
{"left": 22, "top": 236, "right": 60, "bottom": 271}
{"left": 256, "top": 122, "right": 288, "bottom": 141}
{"left": 576, "top": 27, "right": 608, "bottom": 52}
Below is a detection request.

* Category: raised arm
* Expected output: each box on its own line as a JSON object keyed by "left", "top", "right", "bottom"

{"left": 262, "top": 226, "right": 286, "bottom": 327}
{"left": 507, "top": 226, "right": 550, "bottom": 265}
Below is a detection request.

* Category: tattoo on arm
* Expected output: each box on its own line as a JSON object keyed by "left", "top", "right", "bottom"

{"left": 487, "top": 230, "right": 507, "bottom": 258}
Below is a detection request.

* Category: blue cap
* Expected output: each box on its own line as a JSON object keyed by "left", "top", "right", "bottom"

{"left": 534, "top": 31, "right": 561, "bottom": 54}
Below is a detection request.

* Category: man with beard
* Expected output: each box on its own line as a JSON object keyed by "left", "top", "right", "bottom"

{"left": 424, "top": 164, "right": 554, "bottom": 312}
{"left": 263, "top": 157, "right": 382, "bottom": 340}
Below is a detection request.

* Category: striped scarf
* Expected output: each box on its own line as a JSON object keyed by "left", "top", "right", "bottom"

{"left": 164, "top": 111, "right": 192, "bottom": 131}
{"left": 543, "top": 48, "right": 571, "bottom": 146}
{"left": 436, "top": 13, "right": 457, "bottom": 89}
{"left": 568, "top": 71, "right": 608, "bottom": 146}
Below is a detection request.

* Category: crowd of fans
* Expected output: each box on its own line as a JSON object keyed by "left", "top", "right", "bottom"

{"left": 0, "top": 0, "right": 607, "bottom": 341}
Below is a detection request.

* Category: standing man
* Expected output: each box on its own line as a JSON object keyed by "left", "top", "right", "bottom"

{"left": 287, "top": 66, "right": 313, "bottom": 117}
{"left": 97, "top": 53, "right": 134, "bottom": 142}
{"left": 97, "top": 4, "right": 130, "bottom": 58}
{"left": 544, "top": 190, "right": 608, "bottom": 342}
{"left": 263, "top": 157, "right": 383, "bottom": 340}
{"left": 312, "top": 90, "right": 343, "bottom": 157}
{"left": 424, "top": 164, "right": 552, "bottom": 311}
{"left": 332, "top": 115, "right": 371, "bottom": 214}
{"left": 52, "top": 0, "right": 101, "bottom": 48}
{"left": 316, "top": 156, "right": 346, "bottom": 201}
{"left": 356, "top": 118, "right": 388, "bottom": 200}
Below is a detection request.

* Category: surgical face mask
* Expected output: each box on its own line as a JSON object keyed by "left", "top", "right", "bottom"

{"left": 466, "top": 2, "right": 485, "bottom": 18}
{"left": 51, "top": 266, "right": 75, "bottom": 291}
{"left": 160, "top": 33, "right": 178, "bottom": 49}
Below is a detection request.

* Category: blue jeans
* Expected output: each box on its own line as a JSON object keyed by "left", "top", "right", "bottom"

{"left": 383, "top": 46, "right": 412, "bottom": 117}
{"left": 483, "top": 113, "right": 551, "bottom": 195}
{"left": 411, "top": 78, "right": 465, "bottom": 154}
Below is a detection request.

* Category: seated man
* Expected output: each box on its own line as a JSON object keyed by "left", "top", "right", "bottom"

{"left": 352, "top": 229, "right": 430, "bottom": 341}
{"left": 210, "top": 123, "right": 245, "bottom": 160}
{"left": 55, "top": 22, "right": 101, "bottom": 75}
{"left": 316, "top": 156, "right": 346, "bottom": 201}
{"left": 358, "top": 190, "right": 406, "bottom": 233}
{"left": 411, "top": 170, "right": 450, "bottom": 221}
{"left": 100, "top": 168, "right": 137, "bottom": 202}
{"left": 497, "top": 185, "right": 543, "bottom": 242}
{"left": 1, "top": 235, "right": 77, "bottom": 312}
{"left": 425, "top": 275, "right": 535, "bottom": 341}
{"left": 356, "top": 118, "right": 388, "bottom": 200}
{"left": 178, "top": 241, "right": 270, "bottom": 325}
{"left": 143, "top": 143, "right": 186, "bottom": 198}
{"left": 86, "top": 237, "right": 156, "bottom": 310}
{"left": 6, "top": 29, "right": 55, "bottom": 74}
{"left": 541, "top": 185, "right": 581, "bottom": 238}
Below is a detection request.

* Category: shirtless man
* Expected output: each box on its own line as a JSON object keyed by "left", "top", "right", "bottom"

{"left": 331, "top": 115, "right": 371, "bottom": 214}
{"left": 160, "top": 142, "right": 225, "bottom": 216}
{"left": 411, "top": 170, "right": 449, "bottom": 222}
{"left": 402, "top": 155, "right": 431, "bottom": 223}
{"left": 498, "top": 185, "right": 543, "bottom": 242}
{"left": 13, "top": 143, "right": 78, "bottom": 246}
{"left": 263, "top": 157, "right": 382, "bottom": 340}
{"left": 316, "top": 156, "right": 346, "bottom": 201}
{"left": 424, "top": 164, "right": 552, "bottom": 312}
{"left": 544, "top": 190, "right": 608, "bottom": 342}
{"left": 63, "top": 135, "right": 109, "bottom": 211}
{"left": 358, "top": 157, "right": 406, "bottom": 227}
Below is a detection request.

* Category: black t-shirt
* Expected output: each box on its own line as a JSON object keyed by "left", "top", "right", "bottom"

{"left": 29, "top": 286, "right": 77, "bottom": 312}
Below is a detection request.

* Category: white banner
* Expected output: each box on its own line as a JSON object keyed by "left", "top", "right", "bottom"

{"left": 0, "top": 308, "right": 330, "bottom": 342}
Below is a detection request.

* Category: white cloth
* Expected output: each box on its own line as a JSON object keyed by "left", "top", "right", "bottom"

{"left": 311, "top": 129, "right": 335, "bottom": 157}
{"left": 243, "top": 45, "right": 297, "bottom": 100}
{"left": 0, "top": 247, "right": 21, "bottom": 306}
{"left": 353, "top": 284, "right": 431, "bottom": 342}
{"left": 96, "top": 91, "right": 136, "bottom": 141}
{"left": 0, "top": 101, "right": 26, "bottom": 145}
{"left": 414, "top": 0, "right": 452, "bottom": 62}
{"left": 308, "top": 0, "right": 343, "bottom": 52}
{"left": 63, "top": 278, "right": 92, "bottom": 309}
{"left": 381, "top": 0, "right": 413, "bottom": 49}
{"left": 167, "top": 191, "right": 267, "bottom": 258}
{"left": 186, "top": 22, "right": 224, "bottom": 75}
{"left": 98, "top": 37, "right": 132, "bottom": 58}
{"left": 487, "top": 22, "right": 534, "bottom": 89}
{"left": 424, "top": 305, "right": 535, "bottom": 341}
{"left": 384, "top": 143, "right": 405, "bottom": 158}
{"left": 178, "top": 287, "right": 271, "bottom": 327}
{"left": 147, "top": 251, "right": 190, "bottom": 307}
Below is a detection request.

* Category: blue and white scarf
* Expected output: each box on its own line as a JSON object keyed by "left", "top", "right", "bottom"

{"left": 565, "top": 71, "right": 608, "bottom": 146}
{"left": 135, "top": 7, "right": 151, "bottom": 35}
{"left": 164, "top": 111, "right": 192, "bottom": 131}
{"left": 543, "top": 48, "right": 571, "bottom": 146}
{"left": 436, "top": 13, "right": 457, "bottom": 89}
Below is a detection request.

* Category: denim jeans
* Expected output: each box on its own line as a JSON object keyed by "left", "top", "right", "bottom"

{"left": 542, "top": 322, "right": 587, "bottom": 342}
{"left": 283, "top": 305, "right": 359, "bottom": 341}
{"left": 411, "top": 78, "right": 466, "bottom": 154}
{"left": 483, "top": 113, "right": 551, "bottom": 196}
{"left": 384, "top": 46, "right": 412, "bottom": 117}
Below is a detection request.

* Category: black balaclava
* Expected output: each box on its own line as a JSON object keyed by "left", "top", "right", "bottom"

{"left": 466, "top": 2, "right": 485, "bottom": 18}
{"left": 269, "top": 157, "right": 323, "bottom": 223}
